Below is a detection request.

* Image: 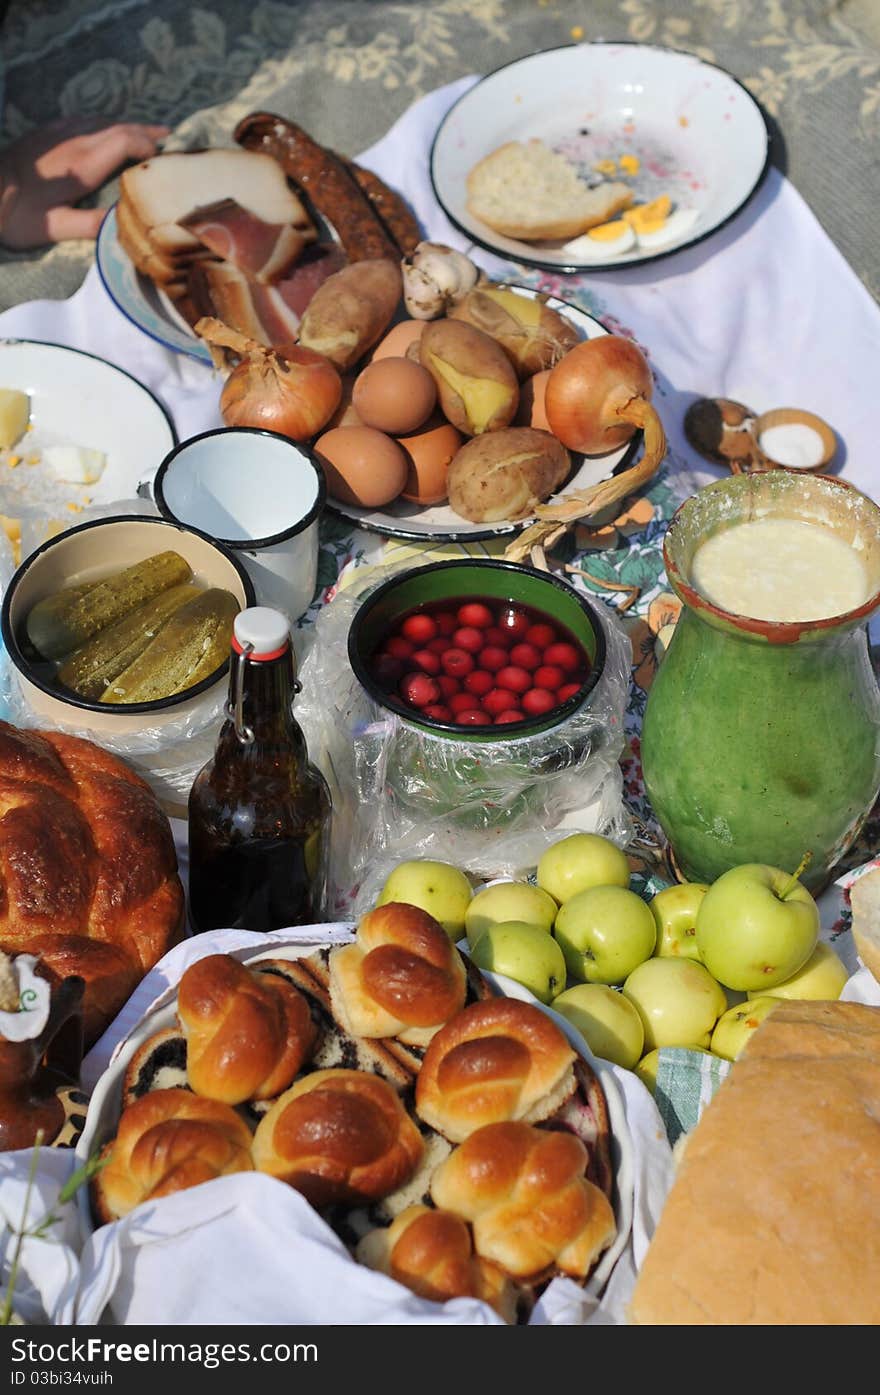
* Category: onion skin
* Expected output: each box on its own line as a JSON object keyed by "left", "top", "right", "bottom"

{"left": 220, "top": 344, "right": 342, "bottom": 442}
{"left": 544, "top": 336, "right": 653, "bottom": 454}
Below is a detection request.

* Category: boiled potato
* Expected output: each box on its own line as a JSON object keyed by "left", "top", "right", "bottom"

{"left": 298, "top": 259, "right": 402, "bottom": 370}
{"left": 446, "top": 426, "right": 571, "bottom": 523}
{"left": 419, "top": 319, "right": 519, "bottom": 436}
{"left": 449, "top": 286, "right": 580, "bottom": 379}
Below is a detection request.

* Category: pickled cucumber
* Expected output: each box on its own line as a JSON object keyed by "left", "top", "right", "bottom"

{"left": 100, "top": 588, "right": 239, "bottom": 705}
{"left": 57, "top": 582, "right": 201, "bottom": 700}
{"left": 26, "top": 551, "right": 193, "bottom": 660}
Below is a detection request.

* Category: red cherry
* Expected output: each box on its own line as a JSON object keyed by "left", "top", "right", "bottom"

{"left": 482, "top": 687, "right": 518, "bottom": 716}
{"left": 495, "top": 665, "right": 531, "bottom": 695}
{"left": 498, "top": 607, "right": 530, "bottom": 639}
{"left": 478, "top": 645, "right": 508, "bottom": 673}
{"left": 437, "top": 675, "right": 461, "bottom": 698}
{"left": 557, "top": 682, "right": 582, "bottom": 703}
{"left": 509, "top": 642, "right": 542, "bottom": 671}
{"left": 435, "top": 611, "right": 457, "bottom": 636}
{"left": 522, "top": 687, "right": 557, "bottom": 716}
{"left": 452, "top": 626, "right": 483, "bottom": 654}
{"left": 455, "top": 709, "right": 492, "bottom": 726}
{"left": 422, "top": 703, "right": 452, "bottom": 722}
{"left": 484, "top": 625, "right": 508, "bottom": 647}
{"left": 494, "top": 709, "right": 526, "bottom": 724}
{"left": 534, "top": 664, "right": 565, "bottom": 691}
{"left": 401, "top": 612, "right": 437, "bottom": 644}
{"left": 427, "top": 636, "right": 451, "bottom": 655}
{"left": 412, "top": 648, "right": 441, "bottom": 675}
{"left": 457, "top": 602, "right": 493, "bottom": 629}
{"left": 543, "top": 641, "right": 581, "bottom": 672}
{"left": 464, "top": 669, "right": 494, "bottom": 697}
{"left": 399, "top": 672, "right": 440, "bottom": 708}
{"left": 526, "top": 623, "right": 556, "bottom": 649}
{"left": 384, "top": 635, "right": 414, "bottom": 659}
{"left": 441, "top": 647, "right": 475, "bottom": 678}
{"left": 450, "top": 691, "right": 478, "bottom": 714}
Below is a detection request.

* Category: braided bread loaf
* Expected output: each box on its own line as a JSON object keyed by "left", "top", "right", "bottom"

{"left": 92, "top": 1088, "right": 254, "bottom": 1223}
{"left": 0, "top": 722, "right": 185, "bottom": 1044}
{"left": 329, "top": 902, "right": 467, "bottom": 1046}
{"left": 430, "top": 1121, "right": 617, "bottom": 1283}
{"left": 177, "top": 954, "right": 318, "bottom": 1104}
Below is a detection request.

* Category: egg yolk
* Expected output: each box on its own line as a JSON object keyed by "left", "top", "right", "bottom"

{"left": 623, "top": 195, "right": 673, "bottom": 231}
{"left": 587, "top": 219, "right": 630, "bottom": 242}
{"left": 618, "top": 153, "right": 640, "bottom": 174}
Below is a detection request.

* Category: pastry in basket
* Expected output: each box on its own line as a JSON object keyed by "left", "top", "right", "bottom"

{"left": 91, "top": 1088, "right": 254, "bottom": 1224}
{"left": 415, "top": 998, "right": 578, "bottom": 1142}
{"left": 356, "top": 1203, "right": 519, "bottom": 1323}
{"left": 328, "top": 903, "right": 467, "bottom": 1047}
{"left": 177, "top": 954, "right": 318, "bottom": 1105}
{"left": 0, "top": 722, "right": 185, "bottom": 1046}
{"left": 430, "top": 1121, "right": 617, "bottom": 1285}
{"left": 251, "top": 1068, "right": 424, "bottom": 1207}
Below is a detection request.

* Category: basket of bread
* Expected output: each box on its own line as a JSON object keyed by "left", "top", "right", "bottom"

{"left": 75, "top": 902, "right": 635, "bottom": 1325}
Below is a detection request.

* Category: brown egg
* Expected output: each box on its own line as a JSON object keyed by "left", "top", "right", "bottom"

{"left": 515, "top": 369, "right": 552, "bottom": 432}
{"left": 313, "top": 425, "right": 408, "bottom": 508}
{"left": 370, "top": 320, "right": 426, "bottom": 362}
{"left": 352, "top": 357, "right": 437, "bottom": 435}
{"left": 324, "top": 374, "right": 363, "bottom": 430}
{"left": 398, "top": 415, "right": 463, "bottom": 505}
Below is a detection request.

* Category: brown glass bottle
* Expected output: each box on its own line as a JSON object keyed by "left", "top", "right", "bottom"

{"left": 187, "top": 607, "right": 332, "bottom": 934}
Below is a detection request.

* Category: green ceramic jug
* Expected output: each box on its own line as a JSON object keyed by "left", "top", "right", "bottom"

{"left": 641, "top": 471, "right": 880, "bottom": 892}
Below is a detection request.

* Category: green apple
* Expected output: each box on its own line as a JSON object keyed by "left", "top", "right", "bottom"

{"left": 695, "top": 863, "right": 820, "bottom": 991}
{"left": 710, "top": 997, "right": 780, "bottom": 1061}
{"left": 469, "top": 921, "right": 567, "bottom": 1004}
{"left": 537, "top": 832, "right": 630, "bottom": 904}
{"left": 553, "top": 885, "right": 656, "bottom": 985}
{"left": 747, "top": 940, "right": 848, "bottom": 1002}
{"left": 464, "top": 881, "right": 558, "bottom": 949}
{"left": 635, "top": 1047, "right": 662, "bottom": 1093}
{"left": 551, "top": 983, "right": 644, "bottom": 1070}
{"left": 622, "top": 957, "right": 727, "bottom": 1051}
{"left": 376, "top": 859, "right": 473, "bottom": 940}
{"left": 650, "top": 882, "right": 709, "bottom": 961}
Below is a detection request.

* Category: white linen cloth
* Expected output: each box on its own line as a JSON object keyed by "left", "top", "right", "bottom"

{"left": 0, "top": 77, "right": 879, "bottom": 1326}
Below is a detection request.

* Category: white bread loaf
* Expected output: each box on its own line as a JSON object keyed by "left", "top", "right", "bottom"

{"left": 466, "top": 140, "right": 633, "bottom": 241}
{"left": 849, "top": 866, "right": 880, "bottom": 984}
{"left": 627, "top": 999, "right": 880, "bottom": 1325}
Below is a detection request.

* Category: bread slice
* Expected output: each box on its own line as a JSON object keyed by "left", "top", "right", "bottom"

{"left": 627, "top": 999, "right": 880, "bottom": 1325}
{"left": 466, "top": 139, "right": 633, "bottom": 241}
{"left": 850, "top": 866, "right": 880, "bottom": 984}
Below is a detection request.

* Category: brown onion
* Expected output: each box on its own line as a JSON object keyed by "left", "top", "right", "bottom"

{"left": 195, "top": 316, "right": 342, "bottom": 441}
{"left": 544, "top": 335, "right": 654, "bottom": 454}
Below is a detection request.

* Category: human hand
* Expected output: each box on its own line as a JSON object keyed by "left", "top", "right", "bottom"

{"left": 0, "top": 116, "right": 170, "bottom": 250}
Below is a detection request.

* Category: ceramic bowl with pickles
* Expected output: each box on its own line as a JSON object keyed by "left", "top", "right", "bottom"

{"left": 1, "top": 514, "right": 256, "bottom": 737}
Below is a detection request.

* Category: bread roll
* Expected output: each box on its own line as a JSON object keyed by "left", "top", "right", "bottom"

{"left": 177, "top": 954, "right": 317, "bottom": 1104}
{"left": 430, "top": 1120, "right": 616, "bottom": 1283}
{"left": 92, "top": 1088, "right": 254, "bottom": 1224}
{"left": 329, "top": 903, "right": 467, "bottom": 1047}
{"left": 0, "top": 723, "right": 184, "bottom": 1044}
{"left": 415, "top": 997, "right": 576, "bottom": 1141}
{"left": 252, "top": 1067, "right": 424, "bottom": 1207}
{"left": 356, "top": 1204, "right": 519, "bottom": 1322}
{"left": 627, "top": 1000, "right": 880, "bottom": 1325}
{"left": 466, "top": 140, "right": 633, "bottom": 241}
{"left": 849, "top": 867, "right": 880, "bottom": 984}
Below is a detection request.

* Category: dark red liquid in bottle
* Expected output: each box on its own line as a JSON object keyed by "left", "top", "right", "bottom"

{"left": 188, "top": 617, "right": 331, "bottom": 934}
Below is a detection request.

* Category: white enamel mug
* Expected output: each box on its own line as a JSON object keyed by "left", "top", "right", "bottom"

{"left": 153, "top": 427, "right": 325, "bottom": 624}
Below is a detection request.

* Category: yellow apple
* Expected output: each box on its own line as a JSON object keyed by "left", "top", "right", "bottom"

{"left": 551, "top": 983, "right": 644, "bottom": 1069}
{"left": 622, "top": 957, "right": 727, "bottom": 1051}
{"left": 464, "top": 881, "right": 557, "bottom": 949}
{"left": 376, "top": 859, "right": 473, "bottom": 940}
{"left": 536, "top": 832, "right": 630, "bottom": 904}
{"left": 710, "top": 997, "right": 780, "bottom": 1061}
{"left": 746, "top": 941, "right": 848, "bottom": 1002}
{"left": 635, "top": 1048, "right": 662, "bottom": 1092}
{"left": 650, "top": 882, "right": 709, "bottom": 961}
{"left": 469, "top": 921, "right": 566, "bottom": 1004}
{"left": 695, "top": 863, "right": 819, "bottom": 991}
{"left": 553, "top": 885, "right": 656, "bottom": 985}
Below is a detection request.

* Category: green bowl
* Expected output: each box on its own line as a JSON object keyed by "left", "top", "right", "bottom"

{"left": 347, "top": 558, "right": 607, "bottom": 743}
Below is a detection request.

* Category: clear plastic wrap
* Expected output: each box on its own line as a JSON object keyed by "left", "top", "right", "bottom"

{"left": 295, "top": 560, "right": 634, "bottom": 917}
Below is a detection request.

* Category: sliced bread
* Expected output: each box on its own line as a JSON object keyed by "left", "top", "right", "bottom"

{"left": 466, "top": 139, "right": 633, "bottom": 241}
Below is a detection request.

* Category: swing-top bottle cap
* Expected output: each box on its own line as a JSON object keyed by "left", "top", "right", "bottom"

{"left": 232, "top": 607, "right": 291, "bottom": 661}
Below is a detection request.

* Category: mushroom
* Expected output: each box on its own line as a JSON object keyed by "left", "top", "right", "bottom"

{"left": 402, "top": 242, "right": 481, "bottom": 320}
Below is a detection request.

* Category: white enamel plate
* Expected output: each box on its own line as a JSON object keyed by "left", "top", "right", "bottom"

{"left": 431, "top": 43, "right": 771, "bottom": 272}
